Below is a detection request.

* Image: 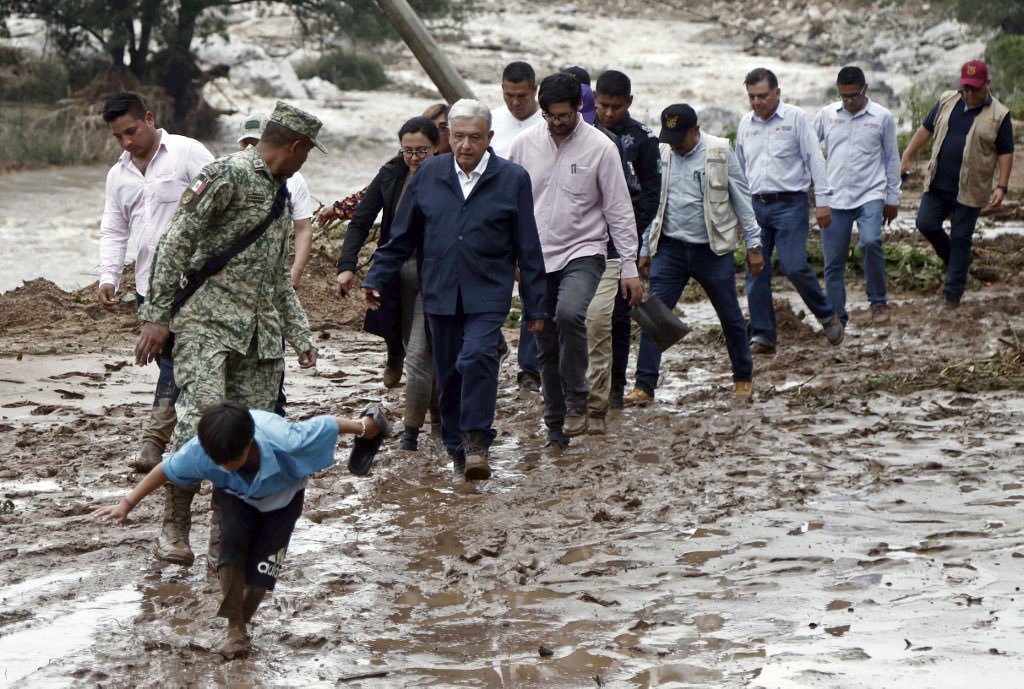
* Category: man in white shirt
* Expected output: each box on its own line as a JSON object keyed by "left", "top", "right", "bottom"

{"left": 98, "top": 91, "right": 215, "bottom": 472}
{"left": 237, "top": 113, "right": 315, "bottom": 418}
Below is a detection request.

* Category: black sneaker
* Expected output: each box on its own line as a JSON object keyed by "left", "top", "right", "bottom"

{"left": 943, "top": 295, "right": 961, "bottom": 309}
{"left": 398, "top": 427, "right": 419, "bottom": 451}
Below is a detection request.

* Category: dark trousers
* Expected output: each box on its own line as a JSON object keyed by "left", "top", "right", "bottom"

{"left": 517, "top": 316, "right": 539, "bottom": 380}
{"left": 215, "top": 487, "right": 304, "bottom": 591}
{"left": 134, "top": 293, "right": 178, "bottom": 406}
{"left": 915, "top": 189, "right": 982, "bottom": 301}
{"left": 611, "top": 289, "right": 631, "bottom": 394}
{"left": 426, "top": 297, "right": 506, "bottom": 457}
{"left": 636, "top": 237, "right": 752, "bottom": 393}
{"left": 536, "top": 254, "right": 605, "bottom": 436}
{"left": 275, "top": 337, "right": 287, "bottom": 418}
{"left": 745, "top": 195, "right": 835, "bottom": 347}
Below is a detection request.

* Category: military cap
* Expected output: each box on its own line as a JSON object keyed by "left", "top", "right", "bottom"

{"left": 269, "top": 100, "right": 328, "bottom": 154}
{"left": 236, "top": 113, "right": 269, "bottom": 143}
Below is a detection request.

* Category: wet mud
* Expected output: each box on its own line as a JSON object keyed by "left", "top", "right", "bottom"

{"left": 3, "top": 255, "right": 1024, "bottom": 687}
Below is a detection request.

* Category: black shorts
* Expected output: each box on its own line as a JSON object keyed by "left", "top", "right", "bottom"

{"left": 214, "top": 487, "right": 304, "bottom": 591}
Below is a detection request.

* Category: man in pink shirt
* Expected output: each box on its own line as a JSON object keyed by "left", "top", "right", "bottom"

{"left": 98, "top": 92, "right": 215, "bottom": 472}
{"left": 508, "top": 73, "right": 643, "bottom": 444}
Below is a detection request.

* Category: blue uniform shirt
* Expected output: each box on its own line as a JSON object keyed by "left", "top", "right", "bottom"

{"left": 923, "top": 94, "right": 1015, "bottom": 195}
{"left": 813, "top": 99, "right": 902, "bottom": 210}
{"left": 162, "top": 411, "right": 339, "bottom": 512}
{"left": 736, "top": 101, "right": 832, "bottom": 205}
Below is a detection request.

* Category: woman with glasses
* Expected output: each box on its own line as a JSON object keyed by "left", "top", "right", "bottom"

{"left": 335, "top": 116, "right": 441, "bottom": 450}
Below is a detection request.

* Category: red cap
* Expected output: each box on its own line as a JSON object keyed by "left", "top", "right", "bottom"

{"left": 960, "top": 60, "right": 988, "bottom": 88}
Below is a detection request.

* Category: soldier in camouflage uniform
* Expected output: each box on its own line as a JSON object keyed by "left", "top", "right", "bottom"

{"left": 135, "top": 101, "right": 326, "bottom": 567}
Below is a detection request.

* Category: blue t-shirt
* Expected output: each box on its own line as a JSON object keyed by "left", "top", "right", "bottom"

{"left": 923, "top": 94, "right": 1014, "bottom": 195}
{"left": 162, "top": 411, "right": 339, "bottom": 511}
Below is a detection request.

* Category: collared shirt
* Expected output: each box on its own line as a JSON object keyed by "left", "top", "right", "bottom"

{"left": 99, "top": 129, "right": 214, "bottom": 296}
{"left": 813, "top": 98, "right": 901, "bottom": 209}
{"left": 662, "top": 136, "right": 761, "bottom": 249}
{"left": 508, "top": 119, "right": 639, "bottom": 278}
{"left": 490, "top": 105, "right": 544, "bottom": 158}
{"left": 735, "top": 101, "right": 831, "bottom": 205}
{"left": 923, "top": 93, "right": 1015, "bottom": 194}
{"left": 454, "top": 150, "right": 491, "bottom": 198}
{"left": 163, "top": 411, "right": 338, "bottom": 512}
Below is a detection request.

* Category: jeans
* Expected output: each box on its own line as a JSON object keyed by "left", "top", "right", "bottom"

{"left": 535, "top": 254, "right": 605, "bottom": 436}
{"left": 426, "top": 297, "right": 506, "bottom": 457}
{"left": 134, "top": 293, "right": 178, "bottom": 406}
{"left": 822, "top": 199, "right": 887, "bottom": 324}
{"left": 915, "top": 189, "right": 982, "bottom": 302}
{"left": 635, "top": 237, "right": 752, "bottom": 393}
{"left": 517, "top": 316, "right": 539, "bottom": 380}
{"left": 746, "top": 195, "right": 836, "bottom": 347}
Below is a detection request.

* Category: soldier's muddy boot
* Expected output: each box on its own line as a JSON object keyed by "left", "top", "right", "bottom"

{"left": 154, "top": 484, "right": 195, "bottom": 567}
{"left": 462, "top": 431, "right": 492, "bottom": 481}
{"left": 131, "top": 399, "right": 176, "bottom": 472}
{"left": 206, "top": 498, "right": 221, "bottom": 574}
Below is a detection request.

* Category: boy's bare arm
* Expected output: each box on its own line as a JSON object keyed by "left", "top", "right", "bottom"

{"left": 91, "top": 462, "right": 169, "bottom": 524}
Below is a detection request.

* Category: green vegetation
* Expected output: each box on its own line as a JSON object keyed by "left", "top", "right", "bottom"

{"left": 295, "top": 49, "right": 387, "bottom": 91}
{"left": 0, "top": 104, "right": 116, "bottom": 169}
{"left": 985, "top": 33, "right": 1024, "bottom": 118}
{"left": 897, "top": 78, "right": 947, "bottom": 153}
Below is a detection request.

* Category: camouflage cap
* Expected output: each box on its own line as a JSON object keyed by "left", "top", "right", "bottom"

{"left": 269, "top": 100, "right": 328, "bottom": 154}
{"left": 236, "top": 113, "right": 269, "bottom": 143}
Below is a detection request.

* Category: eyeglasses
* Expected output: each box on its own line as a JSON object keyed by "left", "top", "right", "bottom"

{"left": 400, "top": 147, "right": 434, "bottom": 158}
{"left": 837, "top": 85, "right": 866, "bottom": 101}
{"left": 542, "top": 111, "right": 575, "bottom": 124}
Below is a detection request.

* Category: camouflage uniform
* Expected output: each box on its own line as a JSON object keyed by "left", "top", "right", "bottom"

{"left": 138, "top": 102, "right": 326, "bottom": 566}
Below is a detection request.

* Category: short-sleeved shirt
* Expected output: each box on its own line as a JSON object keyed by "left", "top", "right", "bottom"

{"left": 923, "top": 94, "right": 1015, "bottom": 194}
{"left": 287, "top": 172, "right": 313, "bottom": 221}
{"left": 162, "top": 411, "right": 339, "bottom": 512}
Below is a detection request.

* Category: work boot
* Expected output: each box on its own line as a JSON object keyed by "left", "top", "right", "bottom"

{"left": 398, "top": 427, "right": 419, "bottom": 451}
{"left": 624, "top": 388, "right": 654, "bottom": 406}
{"left": 518, "top": 372, "right": 541, "bottom": 393}
{"left": 131, "top": 398, "right": 176, "bottom": 472}
{"left": 207, "top": 497, "right": 221, "bottom": 574}
{"left": 823, "top": 316, "right": 845, "bottom": 346}
{"left": 750, "top": 338, "right": 776, "bottom": 355}
{"left": 450, "top": 451, "right": 466, "bottom": 481}
{"left": 462, "top": 432, "right": 491, "bottom": 481}
{"left": 870, "top": 303, "right": 890, "bottom": 324}
{"left": 383, "top": 358, "right": 404, "bottom": 388}
{"left": 943, "top": 295, "right": 961, "bottom": 309}
{"left": 564, "top": 409, "right": 588, "bottom": 437}
{"left": 154, "top": 484, "right": 195, "bottom": 567}
{"left": 734, "top": 381, "right": 753, "bottom": 398}
{"left": 587, "top": 414, "right": 606, "bottom": 435}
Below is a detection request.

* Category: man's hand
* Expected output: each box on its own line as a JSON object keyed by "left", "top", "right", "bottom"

{"left": 620, "top": 276, "right": 644, "bottom": 308}
{"left": 91, "top": 502, "right": 131, "bottom": 524}
{"left": 337, "top": 270, "right": 356, "bottom": 296}
{"left": 746, "top": 248, "right": 765, "bottom": 278}
{"left": 362, "top": 287, "right": 381, "bottom": 310}
{"left": 883, "top": 204, "right": 899, "bottom": 226}
{"left": 298, "top": 348, "right": 318, "bottom": 369}
{"left": 98, "top": 284, "right": 119, "bottom": 312}
{"left": 526, "top": 319, "right": 544, "bottom": 334}
{"left": 815, "top": 207, "right": 832, "bottom": 230}
{"left": 986, "top": 186, "right": 1007, "bottom": 211}
{"left": 316, "top": 205, "right": 339, "bottom": 228}
{"left": 135, "top": 322, "right": 170, "bottom": 366}
{"left": 638, "top": 256, "right": 652, "bottom": 281}
{"left": 900, "top": 158, "right": 912, "bottom": 178}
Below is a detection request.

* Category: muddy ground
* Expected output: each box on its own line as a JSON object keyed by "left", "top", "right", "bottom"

{"left": 2, "top": 219, "right": 1024, "bottom": 687}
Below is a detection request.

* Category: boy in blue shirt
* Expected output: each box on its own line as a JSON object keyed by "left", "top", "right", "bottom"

{"left": 92, "top": 400, "right": 387, "bottom": 657}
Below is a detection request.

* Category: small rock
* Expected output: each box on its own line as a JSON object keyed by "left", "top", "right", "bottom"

{"left": 538, "top": 644, "right": 554, "bottom": 657}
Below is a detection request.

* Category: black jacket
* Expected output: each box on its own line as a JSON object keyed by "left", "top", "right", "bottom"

{"left": 336, "top": 155, "right": 410, "bottom": 342}
{"left": 608, "top": 116, "right": 662, "bottom": 236}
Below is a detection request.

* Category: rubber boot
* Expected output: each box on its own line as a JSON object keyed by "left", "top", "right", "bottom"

{"left": 216, "top": 563, "right": 250, "bottom": 658}
{"left": 154, "top": 483, "right": 195, "bottom": 566}
{"left": 206, "top": 497, "right": 221, "bottom": 574}
{"left": 131, "top": 398, "right": 176, "bottom": 472}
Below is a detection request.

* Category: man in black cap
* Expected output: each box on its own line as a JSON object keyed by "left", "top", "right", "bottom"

{"left": 626, "top": 104, "right": 764, "bottom": 404}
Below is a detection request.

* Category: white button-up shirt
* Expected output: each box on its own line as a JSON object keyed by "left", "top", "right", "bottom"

{"left": 99, "top": 130, "right": 214, "bottom": 296}
{"left": 735, "top": 101, "right": 832, "bottom": 205}
{"left": 812, "top": 99, "right": 901, "bottom": 210}
{"left": 454, "top": 150, "right": 490, "bottom": 198}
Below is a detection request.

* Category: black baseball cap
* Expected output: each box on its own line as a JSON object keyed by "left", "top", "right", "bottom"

{"left": 562, "top": 65, "right": 591, "bottom": 86}
{"left": 658, "top": 104, "right": 698, "bottom": 146}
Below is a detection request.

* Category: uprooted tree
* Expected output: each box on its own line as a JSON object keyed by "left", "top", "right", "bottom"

{"left": 0, "top": 0, "right": 464, "bottom": 135}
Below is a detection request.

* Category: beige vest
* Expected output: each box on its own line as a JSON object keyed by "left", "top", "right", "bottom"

{"left": 646, "top": 134, "right": 740, "bottom": 258}
{"left": 925, "top": 90, "right": 1010, "bottom": 208}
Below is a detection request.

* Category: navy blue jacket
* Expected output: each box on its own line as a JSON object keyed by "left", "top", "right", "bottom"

{"left": 362, "top": 151, "right": 546, "bottom": 320}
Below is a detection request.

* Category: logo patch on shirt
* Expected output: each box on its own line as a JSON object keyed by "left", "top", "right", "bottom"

{"left": 774, "top": 125, "right": 793, "bottom": 132}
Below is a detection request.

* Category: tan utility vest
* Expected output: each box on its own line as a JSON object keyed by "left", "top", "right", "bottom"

{"left": 647, "top": 134, "right": 740, "bottom": 258}
{"left": 925, "top": 90, "right": 1009, "bottom": 208}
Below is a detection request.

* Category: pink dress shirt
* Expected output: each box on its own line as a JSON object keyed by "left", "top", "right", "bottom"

{"left": 99, "top": 130, "right": 214, "bottom": 296}
{"left": 507, "top": 119, "right": 638, "bottom": 278}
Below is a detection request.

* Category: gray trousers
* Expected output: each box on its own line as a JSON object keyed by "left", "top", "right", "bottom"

{"left": 399, "top": 257, "right": 437, "bottom": 429}
{"left": 535, "top": 254, "right": 605, "bottom": 436}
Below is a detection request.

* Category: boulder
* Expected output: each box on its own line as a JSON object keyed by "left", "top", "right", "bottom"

{"left": 230, "top": 58, "right": 307, "bottom": 100}
{"left": 195, "top": 34, "right": 268, "bottom": 67}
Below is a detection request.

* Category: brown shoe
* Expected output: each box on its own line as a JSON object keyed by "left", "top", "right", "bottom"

{"left": 734, "top": 381, "right": 753, "bottom": 398}
{"left": 564, "top": 411, "right": 588, "bottom": 437}
{"left": 587, "top": 415, "right": 606, "bottom": 435}
{"left": 130, "top": 399, "right": 176, "bottom": 472}
{"left": 382, "top": 360, "right": 404, "bottom": 388}
{"left": 870, "top": 303, "right": 890, "bottom": 324}
{"left": 624, "top": 388, "right": 654, "bottom": 406}
{"left": 154, "top": 484, "right": 195, "bottom": 567}
{"left": 464, "top": 453, "right": 491, "bottom": 481}
{"left": 750, "top": 340, "right": 776, "bottom": 355}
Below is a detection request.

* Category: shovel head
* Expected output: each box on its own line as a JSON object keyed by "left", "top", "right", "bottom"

{"left": 630, "top": 295, "right": 690, "bottom": 352}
